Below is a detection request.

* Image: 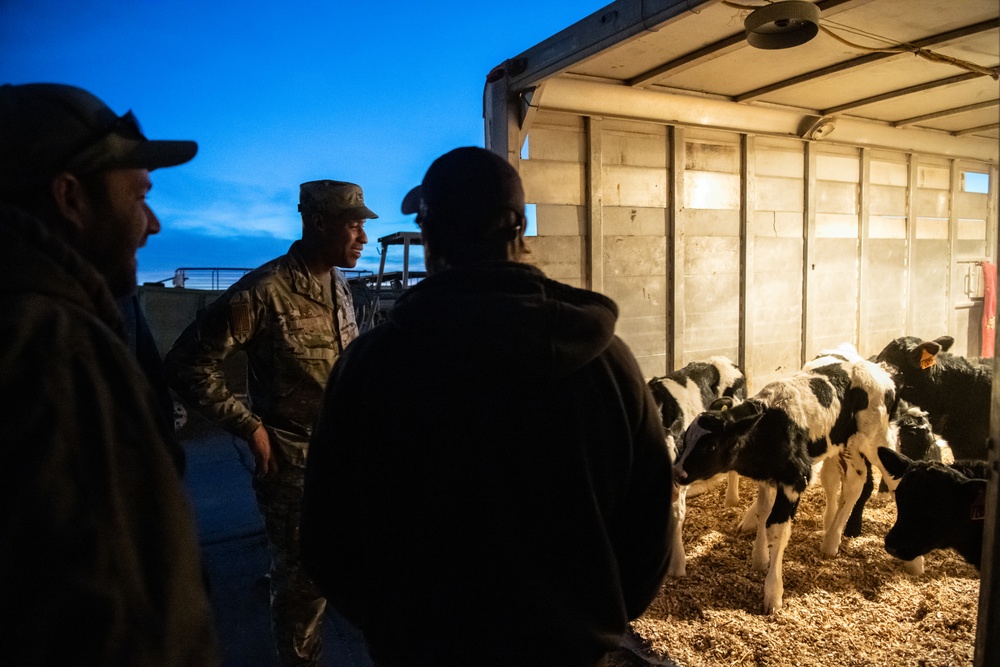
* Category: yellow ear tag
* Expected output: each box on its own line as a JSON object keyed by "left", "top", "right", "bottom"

{"left": 720, "top": 404, "right": 728, "bottom": 412}
{"left": 920, "top": 349, "right": 936, "bottom": 370}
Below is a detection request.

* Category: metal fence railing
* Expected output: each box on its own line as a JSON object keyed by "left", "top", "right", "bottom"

{"left": 170, "top": 268, "right": 253, "bottom": 291}
{"left": 159, "top": 268, "right": 378, "bottom": 293}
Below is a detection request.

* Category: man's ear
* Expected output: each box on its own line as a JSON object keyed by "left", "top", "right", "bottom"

{"left": 49, "top": 172, "right": 90, "bottom": 234}
{"left": 302, "top": 210, "right": 320, "bottom": 232}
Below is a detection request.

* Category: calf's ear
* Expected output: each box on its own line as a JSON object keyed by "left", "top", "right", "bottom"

{"left": 910, "top": 341, "right": 941, "bottom": 370}
{"left": 878, "top": 446, "right": 912, "bottom": 480}
{"left": 708, "top": 396, "right": 734, "bottom": 411}
{"left": 726, "top": 410, "right": 764, "bottom": 438}
{"left": 933, "top": 336, "right": 955, "bottom": 353}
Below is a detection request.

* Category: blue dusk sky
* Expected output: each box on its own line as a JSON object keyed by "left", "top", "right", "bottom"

{"left": 1, "top": 1, "right": 607, "bottom": 284}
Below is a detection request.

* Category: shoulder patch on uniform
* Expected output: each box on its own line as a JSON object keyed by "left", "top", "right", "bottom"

{"left": 230, "top": 302, "right": 252, "bottom": 335}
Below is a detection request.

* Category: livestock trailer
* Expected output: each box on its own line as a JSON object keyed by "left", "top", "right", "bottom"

{"left": 482, "top": 0, "right": 998, "bottom": 663}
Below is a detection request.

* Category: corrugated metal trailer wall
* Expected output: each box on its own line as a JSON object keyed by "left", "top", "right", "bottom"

{"left": 744, "top": 137, "right": 805, "bottom": 386}
{"left": 520, "top": 109, "right": 997, "bottom": 390}
{"left": 865, "top": 152, "right": 910, "bottom": 357}
{"left": 678, "top": 128, "right": 741, "bottom": 369}
{"left": 752, "top": 137, "right": 807, "bottom": 388}
{"left": 522, "top": 115, "right": 675, "bottom": 375}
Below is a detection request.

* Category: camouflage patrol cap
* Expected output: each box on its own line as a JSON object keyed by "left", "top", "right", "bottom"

{"left": 0, "top": 83, "right": 197, "bottom": 195}
{"left": 298, "top": 180, "right": 378, "bottom": 219}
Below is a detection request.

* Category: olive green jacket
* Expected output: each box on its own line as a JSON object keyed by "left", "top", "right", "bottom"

{"left": 165, "top": 241, "right": 358, "bottom": 467}
{"left": 0, "top": 203, "right": 218, "bottom": 666}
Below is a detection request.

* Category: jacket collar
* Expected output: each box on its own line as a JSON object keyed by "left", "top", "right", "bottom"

{"left": 285, "top": 240, "right": 334, "bottom": 307}
{"left": 0, "top": 203, "right": 125, "bottom": 338}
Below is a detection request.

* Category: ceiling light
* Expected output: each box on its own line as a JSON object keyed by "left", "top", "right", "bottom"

{"left": 799, "top": 115, "right": 838, "bottom": 140}
{"left": 745, "top": 1, "right": 820, "bottom": 50}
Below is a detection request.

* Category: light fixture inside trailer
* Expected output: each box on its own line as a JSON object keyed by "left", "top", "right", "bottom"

{"left": 744, "top": 1, "right": 820, "bottom": 50}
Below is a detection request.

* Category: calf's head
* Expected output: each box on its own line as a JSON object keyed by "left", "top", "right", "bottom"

{"left": 875, "top": 335, "right": 953, "bottom": 390}
{"left": 674, "top": 400, "right": 763, "bottom": 485}
{"left": 893, "top": 405, "right": 942, "bottom": 462}
{"left": 878, "top": 447, "right": 983, "bottom": 563}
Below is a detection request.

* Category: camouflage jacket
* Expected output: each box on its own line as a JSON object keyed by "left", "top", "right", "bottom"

{"left": 165, "top": 241, "right": 358, "bottom": 467}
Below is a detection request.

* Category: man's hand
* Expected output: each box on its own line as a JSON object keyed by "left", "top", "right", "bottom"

{"left": 248, "top": 425, "right": 279, "bottom": 480}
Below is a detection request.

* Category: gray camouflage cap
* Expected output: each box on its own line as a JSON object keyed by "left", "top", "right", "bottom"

{"left": 298, "top": 180, "right": 378, "bottom": 219}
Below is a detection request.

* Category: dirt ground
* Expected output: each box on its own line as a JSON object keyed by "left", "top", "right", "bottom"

{"left": 627, "top": 478, "right": 980, "bottom": 667}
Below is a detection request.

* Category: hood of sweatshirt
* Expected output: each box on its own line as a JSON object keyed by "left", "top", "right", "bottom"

{"left": 385, "top": 262, "right": 619, "bottom": 382}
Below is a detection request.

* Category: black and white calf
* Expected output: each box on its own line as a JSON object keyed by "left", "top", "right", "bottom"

{"left": 892, "top": 400, "right": 952, "bottom": 464}
{"left": 803, "top": 344, "right": 882, "bottom": 538}
{"left": 854, "top": 399, "right": 956, "bottom": 576}
{"left": 875, "top": 335, "right": 991, "bottom": 460}
{"left": 878, "top": 447, "right": 989, "bottom": 568}
{"left": 859, "top": 399, "right": 954, "bottom": 524}
{"left": 646, "top": 356, "right": 746, "bottom": 576}
{"left": 674, "top": 358, "right": 897, "bottom": 613}
{"left": 783, "top": 344, "right": 895, "bottom": 539}
{"left": 809, "top": 344, "right": 952, "bottom": 539}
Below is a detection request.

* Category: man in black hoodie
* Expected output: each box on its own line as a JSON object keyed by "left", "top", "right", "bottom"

{"left": 302, "top": 146, "right": 673, "bottom": 667}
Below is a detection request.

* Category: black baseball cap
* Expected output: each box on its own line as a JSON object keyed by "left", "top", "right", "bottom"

{"left": 401, "top": 146, "right": 525, "bottom": 221}
{"left": 0, "top": 82, "right": 197, "bottom": 194}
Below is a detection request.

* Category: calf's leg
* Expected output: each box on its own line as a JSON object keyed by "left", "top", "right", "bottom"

{"left": 762, "top": 487, "right": 799, "bottom": 614}
{"left": 739, "top": 481, "right": 771, "bottom": 535}
{"left": 666, "top": 485, "right": 687, "bottom": 577}
{"left": 902, "top": 555, "right": 925, "bottom": 575}
{"left": 751, "top": 484, "right": 776, "bottom": 572}
{"left": 818, "top": 457, "right": 841, "bottom": 533}
{"left": 821, "top": 447, "right": 867, "bottom": 557}
{"left": 844, "top": 459, "right": 874, "bottom": 537}
{"left": 763, "top": 521, "right": 791, "bottom": 614}
{"left": 724, "top": 470, "right": 741, "bottom": 508}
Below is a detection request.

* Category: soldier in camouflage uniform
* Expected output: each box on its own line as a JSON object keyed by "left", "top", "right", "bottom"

{"left": 165, "top": 180, "right": 376, "bottom": 666}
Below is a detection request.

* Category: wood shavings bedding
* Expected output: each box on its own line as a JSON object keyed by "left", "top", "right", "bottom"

{"left": 622, "top": 480, "right": 979, "bottom": 667}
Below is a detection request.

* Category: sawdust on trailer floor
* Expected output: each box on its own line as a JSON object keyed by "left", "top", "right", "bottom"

{"left": 629, "top": 478, "right": 979, "bottom": 667}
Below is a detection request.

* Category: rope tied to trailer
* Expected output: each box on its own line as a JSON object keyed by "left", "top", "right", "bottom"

{"left": 720, "top": 1, "right": 1000, "bottom": 80}
{"left": 817, "top": 24, "right": 1000, "bottom": 80}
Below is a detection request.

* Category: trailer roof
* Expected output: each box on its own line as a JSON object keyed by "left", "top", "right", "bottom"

{"left": 489, "top": 0, "right": 998, "bottom": 160}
